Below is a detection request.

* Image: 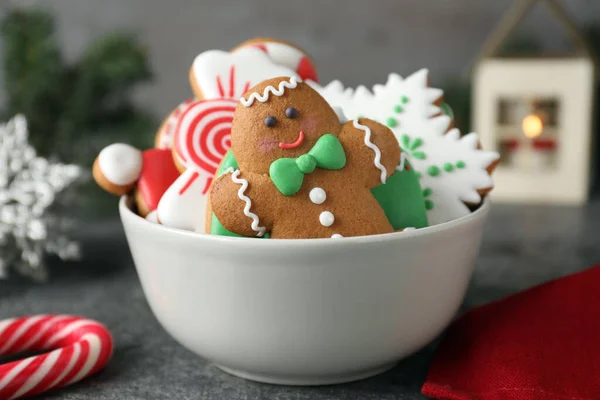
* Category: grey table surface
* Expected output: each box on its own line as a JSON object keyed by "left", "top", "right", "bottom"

{"left": 2, "top": 199, "right": 600, "bottom": 400}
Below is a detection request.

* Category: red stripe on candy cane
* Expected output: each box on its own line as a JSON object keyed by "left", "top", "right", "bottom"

{"left": 0, "top": 315, "right": 113, "bottom": 399}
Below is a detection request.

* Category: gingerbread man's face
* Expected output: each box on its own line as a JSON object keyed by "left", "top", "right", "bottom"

{"left": 230, "top": 77, "right": 341, "bottom": 174}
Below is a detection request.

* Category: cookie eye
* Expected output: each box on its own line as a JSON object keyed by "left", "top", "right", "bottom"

{"left": 285, "top": 107, "right": 298, "bottom": 119}
{"left": 264, "top": 116, "right": 276, "bottom": 127}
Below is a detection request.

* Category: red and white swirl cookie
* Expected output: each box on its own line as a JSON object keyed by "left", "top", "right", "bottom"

{"left": 231, "top": 37, "right": 319, "bottom": 83}
{"left": 157, "top": 98, "right": 237, "bottom": 231}
{"left": 154, "top": 98, "right": 195, "bottom": 149}
{"left": 188, "top": 47, "right": 299, "bottom": 100}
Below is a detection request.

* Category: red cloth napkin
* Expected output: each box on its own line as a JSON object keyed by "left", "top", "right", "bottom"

{"left": 422, "top": 265, "right": 600, "bottom": 400}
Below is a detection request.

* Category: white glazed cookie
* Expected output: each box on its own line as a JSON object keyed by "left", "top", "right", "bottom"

{"left": 189, "top": 47, "right": 299, "bottom": 100}
{"left": 309, "top": 69, "right": 499, "bottom": 225}
{"left": 231, "top": 38, "right": 319, "bottom": 82}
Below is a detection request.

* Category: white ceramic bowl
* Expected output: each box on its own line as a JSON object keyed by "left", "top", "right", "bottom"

{"left": 120, "top": 197, "right": 490, "bottom": 385}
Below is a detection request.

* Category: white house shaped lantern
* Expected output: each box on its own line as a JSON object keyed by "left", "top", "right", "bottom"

{"left": 473, "top": 0, "right": 596, "bottom": 204}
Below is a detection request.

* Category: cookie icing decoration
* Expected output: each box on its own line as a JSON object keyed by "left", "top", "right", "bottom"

{"left": 157, "top": 99, "right": 237, "bottom": 231}
{"left": 309, "top": 188, "right": 326, "bottom": 204}
{"left": 311, "top": 69, "right": 499, "bottom": 225}
{"left": 232, "top": 38, "right": 319, "bottom": 82}
{"left": 155, "top": 98, "right": 194, "bottom": 149}
{"left": 97, "top": 143, "right": 142, "bottom": 186}
{"left": 210, "top": 77, "right": 401, "bottom": 239}
{"left": 173, "top": 98, "right": 237, "bottom": 175}
{"left": 189, "top": 48, "right": 298, "bottom": 100}
{"left": 319, "top": 211, "right": 335, "bottom": 227}
{"left": 227, "top": 168, "right": 266, "bottom": 237}
{"left": 353, "top": 119, "right": 387, "bottom": 184}
{"left": 331, "top": 234, "right": 343, "bottom": 238}
{"left": 269, "top": 133, "right": 346, "bottom": 196}
{"left": 135, "top": 148, "right": 180, "bottom": 215}
{"left": 240, "top": 76, "right": 302, "bottom": 107}
{"left": 93, "top": 145, "right": 179, "bottom": 217}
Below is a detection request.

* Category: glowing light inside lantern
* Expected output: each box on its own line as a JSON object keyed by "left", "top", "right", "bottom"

{"left": 522, "top": 114, "right": 543, "bottom": 139}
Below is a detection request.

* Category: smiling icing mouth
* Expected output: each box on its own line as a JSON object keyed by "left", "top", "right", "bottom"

{"left": 279, "top": 131, "right": 305, "bottom": 149}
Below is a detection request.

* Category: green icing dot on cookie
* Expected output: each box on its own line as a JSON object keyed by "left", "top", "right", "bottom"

{"left": 386, "top": 117, "right": 398, "bottom": 128}
{"left": 456, "top": 160, "right": 466, "bottom": 168}
{"left": 393, "top": 105, "right": 404, "bottom": 113}
{"left": 443, "top": 163, "right": 454, "bottom": 172}
{"left": 425, "top": 200, "right": 435, "bottom": 210}
{"left": 400, "top": 96, "right": 409, "bottom": 104}
{"left": 427, "top": 166, "right": 440, "bottom": 177}
{"left": 410, "top": 138, "right": 423, "bottom": 150}
{"left": 400, "top": 134, "right": 411, "bottom": 150}
{"left": 423, "top": 188, "right": 432, "bottom": 197}
{"left": 413, "top": 151, "right": 426, "bottom": 160}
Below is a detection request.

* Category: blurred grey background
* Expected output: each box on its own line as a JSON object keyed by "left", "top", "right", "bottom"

{"left": 2, "top": 0, "right": 599, "bottom": 117}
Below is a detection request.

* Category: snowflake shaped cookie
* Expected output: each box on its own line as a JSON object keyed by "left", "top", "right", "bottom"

{"left": 309, "top": 69, "right": 499, "bottom": 225}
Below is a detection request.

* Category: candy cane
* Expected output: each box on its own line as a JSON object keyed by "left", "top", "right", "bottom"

{"left": 0, "top": 315, "right": 113, "bottom": 399}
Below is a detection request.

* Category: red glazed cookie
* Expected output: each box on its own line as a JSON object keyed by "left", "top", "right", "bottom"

{"left": 93, "top": 144, "right": 180, "bottom": 217}
{"left": 209, "top": 77, "right": 401, "bottom": 239}
{"left": 231, "top": 37, "right": 318, "bottom": 82}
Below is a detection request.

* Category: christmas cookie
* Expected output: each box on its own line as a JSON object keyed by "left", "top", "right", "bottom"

{"left": 209, "top": 76, "right": 403, "bottom": 239}
{"left": 154, "top": 98, "right": 195, "bottom": 149}
{"left": 156, "top": 98, "right": 237, "bottom": 231}
{"left": 231, "top": 37, "right": 318, "bottom": 82}
{"left": 188, "top": 47, "right": 298, "bottom": 101}
{"left": 93, "top": 145, "right": 180, "bottom": 217}
{"left": 309, "top": 69, "right": 500, "bottom": 225}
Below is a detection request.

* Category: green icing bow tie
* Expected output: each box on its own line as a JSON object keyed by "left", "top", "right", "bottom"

{"left": 269, "top": 134, "right": 346, "bottom": 196}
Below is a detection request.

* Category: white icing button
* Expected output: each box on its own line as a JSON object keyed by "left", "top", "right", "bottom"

{"left": 331, "top": 234, "right": 343, "bottom": 238}
{"left": 97, "top": 143, "right": 143, "bottom": 186}
{"left": 309, "top": 188, "right": 326, "bottom": 204}
{"left": 319, "top": 211, "right": 335, "bottom": 227}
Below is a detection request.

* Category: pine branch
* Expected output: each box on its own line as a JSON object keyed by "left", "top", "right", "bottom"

{"left": 1, "top": 8, "right": 66, "bottom": 156}
{"left": 55, "top": 33, "right": 153, "bottom": 158}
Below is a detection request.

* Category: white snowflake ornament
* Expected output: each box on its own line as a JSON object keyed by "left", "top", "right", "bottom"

{"left": 0, "top": 115, "right": 82, "bottom": 280}
{"left": 309, "top": 70, "right": 499, "bottom": 225}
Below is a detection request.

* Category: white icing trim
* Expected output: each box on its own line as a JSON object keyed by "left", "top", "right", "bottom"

{"left": 240, "top": 76, "right": 302, "bottom": 107}
{"left": 396, "top": 152, "right": 408, "bottom": 172}
{"left": 352, "top": 120, "right": 387, "bottom": 184}
{"left": 97, "top": 143, "right": 143, "bottom": 186}
{"left": 331, "top": 234, "right": 343, "bottom": 238}
{"left": 226, "top": 168, "right": 266, "bottom": 237}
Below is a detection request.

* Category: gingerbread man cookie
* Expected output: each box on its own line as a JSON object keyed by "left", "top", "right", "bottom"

{"left": 209, "top": 77, "right": 401, "bottom": 239}
{"left": 93, "top": 144, "right": 180, "bottom": 217}
{"left": 310, "top": 69, "right": 500, "bottom": 225}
